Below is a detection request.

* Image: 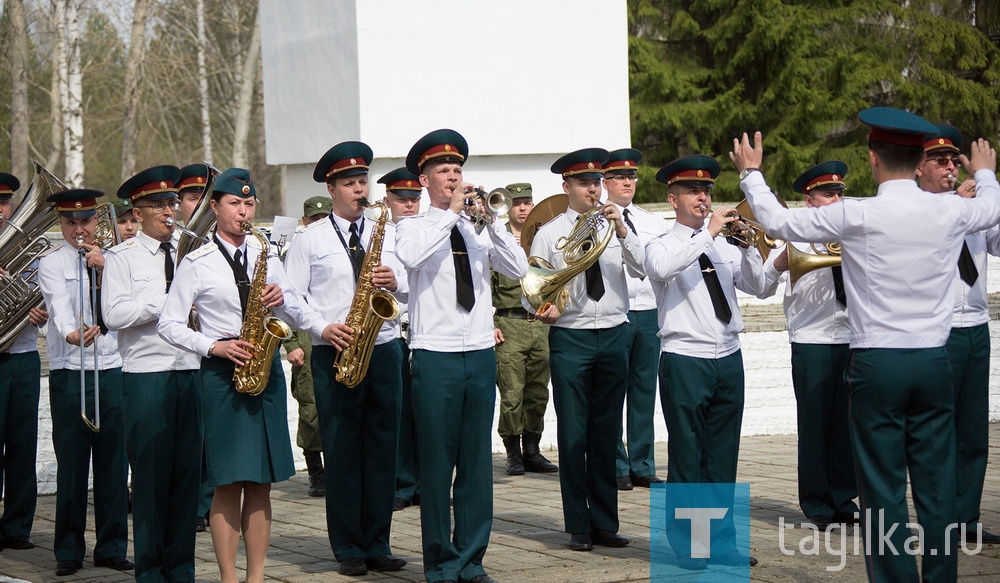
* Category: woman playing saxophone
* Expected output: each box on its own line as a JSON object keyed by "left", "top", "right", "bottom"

{"left": 157, "top": 168, "right": 318, "bottom": 583}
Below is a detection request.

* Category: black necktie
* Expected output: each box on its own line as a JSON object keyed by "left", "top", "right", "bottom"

{"left": 160, "top": 241, "right": 174, "bottom": 293}
{"left": 348, "top": 222, "right": 365, "bottom": 281}
{"left": 450, "top": 226, "right": 475, "bottom": 311}
{"left": 233, "top": 248, "right": 250, "bottom": 315}
{"left": 958, "top": 241, "right": 978, "bottom": 286}
{"left": 831, "top": 265, "right": 847, "bottom": 307}
{"left": 85, "top": 266, "right": 108, "bottom": 334}
{"left": 581, "top": 214, "right": 606, "bottom": 301}
{"left": 623, "top": 208, "right": 638, "bottom": 236}
{"left": 699, "top": 253, "right": 732, "bottom": 324}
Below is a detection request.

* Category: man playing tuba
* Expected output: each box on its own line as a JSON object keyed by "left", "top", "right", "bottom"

{"left": 283, "top": 141, "right": 408, "bottom": 577}
{"left": 527, "top": 148, "right": 643, "bottom": 552}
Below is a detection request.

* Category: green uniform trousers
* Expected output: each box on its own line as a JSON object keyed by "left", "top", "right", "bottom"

{"left": 0, "top": 351, "right": 40, "bottom": 542}
{"left": 615, "top": 309, "right": 659, "bottom": 479}
{"left": 549, "top": 325, "right": 628, "bottom": 535}
{"left": 847, "top": 348, "right": 957, "bottom": 583}
{"left": 660, "top": 350, "right": 744, "bottom": 484}
{"left": 946, "top": 323, "right": 990, "bottom": 527}
{"left": 312, "top": 343, "right": 401, "bottom": 561}
{"left": 49, "top": 367, "right": 129, "bottom": 562}
{"left": 124, "top": 370, "right": 202, "bottom": 583}
{"left": 395, "top": 338, "right": 420, "bottom": 503}
{"left": 790, "top": 342, "right": 857, "bottom": 520}
{"left": 412, "top": 348, "right": 496, "bottom": 583}
{"left": 494, "top": 314, "right": 550, "bottom": 438}
{"left": 290, "top": 341, "right": 322, "bottom": 452}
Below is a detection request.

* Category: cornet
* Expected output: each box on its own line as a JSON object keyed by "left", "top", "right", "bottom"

{"left": 703, "top": 200, "right": 785, "bottom": 259}
{"left": 458, "top": 186, "right": 512, "bottom": 234}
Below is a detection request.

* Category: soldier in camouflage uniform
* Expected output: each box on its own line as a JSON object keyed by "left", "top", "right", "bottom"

{"left": 281, "top": 195, "right": 332, "bottom": 497}
{"left": 492, "top": 183, "right": 557, "bottom": 475}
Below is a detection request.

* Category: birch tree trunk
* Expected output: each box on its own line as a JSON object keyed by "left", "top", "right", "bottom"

{"left": 8, "top": 0, "right": 29, "bottom": 186}
{"left": 231, "top": 10, "right": 260, "bottom": 169}
{"left": 61, "top": 0, "right": 85, "bottom": 187}
{"left": 51, "top": 0, "right": 67, "bottom": 177}
{"left": 121, "top": 0, "right": 153, "bottom": 181}
{"left": 197, "top": 0, "right": 212, "bottom": 164}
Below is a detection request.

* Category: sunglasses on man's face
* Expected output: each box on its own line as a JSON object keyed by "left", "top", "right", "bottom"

{"left": 929, "top": 155, "right": 961, "bottom": 168}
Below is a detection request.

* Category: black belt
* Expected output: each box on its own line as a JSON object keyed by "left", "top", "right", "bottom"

{"left": 495, "top": 307, "right": 536, "bottom": 322}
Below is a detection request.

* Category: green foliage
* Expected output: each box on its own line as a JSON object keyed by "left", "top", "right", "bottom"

{"left": 629, "top": 0, "right": 1000, "bottom": 203}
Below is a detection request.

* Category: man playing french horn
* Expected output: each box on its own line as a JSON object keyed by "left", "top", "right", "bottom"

{"left": 157, "top": 168, "right": 317, "bottom": 583}
{"left": 283, "top": 141, "right": 408, "bottom": 577}
{"left": 526, "top": 147, "right": 643, "bottom": 553}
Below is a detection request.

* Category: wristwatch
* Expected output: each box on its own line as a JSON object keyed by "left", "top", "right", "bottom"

{"left": 739, "top": 167, "right": 759, "bottom": 181}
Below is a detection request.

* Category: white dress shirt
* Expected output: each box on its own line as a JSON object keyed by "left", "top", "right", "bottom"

{"left": 644, "top": 221, "right": 766, "bottom": 358}
{"left": 526, "top": 207, "right": 645, "bottom": 329}
{"left": 102, "top": 231, "right": 201, "bottom": 373}
{"left": 157, "top": 233, "right": 317, "bottom": 358}
{"left": 614, "top": 202, "right": 668, "bottom": 311}
{"left": 38, "top": 244, "right": 122, "bottom": 371}
{"left": 760, "top": 243, "right": 850, "bottom": 344}
{"left": 742, "top": 169, "right": 1000, "bottom": 349}
{"left": 395, "top": 206, "right": 527, "bottom": 352}
{"left": 952, "top": 224, "right": 1000, "bottom": 328}
{"left": 283, "top": 213, "right": 408, "bottom": 346}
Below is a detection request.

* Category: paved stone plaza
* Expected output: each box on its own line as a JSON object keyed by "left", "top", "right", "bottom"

{"left": 1, "top": 424, "right": 1000, "bottom": 583}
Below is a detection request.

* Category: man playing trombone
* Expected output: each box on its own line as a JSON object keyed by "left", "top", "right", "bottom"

{"left": 757, "top": 162, "right": 858, "bottom": 531}
{"left": 527, "top": 148, "right": 643, "bottom": 552}
{"left": 0, "top": 172, "right": 48, "bottom": 553}
{"left": 38, "top": 188, "right": 131, "bottom": 577}
{"left": 643, "top": 155, "right": 765, "bottom": 568}
{"left": 102, "top": 165, "right": 203, "bottom": 582}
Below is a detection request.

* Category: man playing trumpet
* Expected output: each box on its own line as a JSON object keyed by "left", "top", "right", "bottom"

{"left": 916, "top": 123, "right": 1000, "bottom": 546}
{"left": 643, "top": 155, "right": 766, "bottom": 568}
{"left": 527, "top": 147, "right": 643, "bottom": 552}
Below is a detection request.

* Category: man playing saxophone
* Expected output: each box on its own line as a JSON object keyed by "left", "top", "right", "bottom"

{"left": 157, "top": 168, "right": 316, "bottom": 583}
{"left": 283, "top": 141, "right": 408, "bottom": 577}
{"left": 102, "top": 165, "right": 202, "bottom": 582}
{"left": 38, "top": 188, "right": 131, "bottom": 577}
{"left": 0, "top": 172, "right": 49, "bottom": 553}
{"left": 527, "top": 148, "right": 643, "bottom": 552}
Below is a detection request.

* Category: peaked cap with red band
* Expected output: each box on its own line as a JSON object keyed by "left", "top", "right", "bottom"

{"left": 406, "top": 129, "right": 468, "bottom": 175}
{"left": 860, "top": 106, "right": 936, "bottom": 148}
{"left": 117, "top": 165, "right": 180, "bottom": 203}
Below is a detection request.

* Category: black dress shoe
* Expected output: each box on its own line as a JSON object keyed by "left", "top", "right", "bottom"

{"left": 55, "top": 560, "right": 82, "bottom": 576}
{"left": 591, "top": 529, "right": 630, "bottom": 547}
{"left": 807, "top": 515, "right": 835, "bottom": 530}
{"left": 631, "top": 475, "right": 666, "bottom": 488}
{"left": 674, "top": 556, "right": 708, "bottom": 570}
{"left": 338, "top": 557, "right": 368, "bottom": 576}
{"left": 712, "top": 550, "right": 757, "bottom": 566}
{"left": 833, "top": 509, "right": 861, "bottom": 524}
{"left": 963, "top": 525, "right": 1000, "bottom": 545}
{"left": 616, "top": 476, "right": 633, "bottom": 491}
{"left": 3, "top": 535, "right": 34, "bottom": 549}
{"left": 393, "top": 497, "right": 411, "bottom": 512}
{"left": 568, "top": 533, "right": 593, "bottom": 551}
{"left": 461, "top": 575, "right": 499, "bottom": 583}
{"left": 195, "top": 516, "right": 207, "bottom": 532}
{"left": 95, "top": 556, "right": 134, "bottom": 571}
{"left": 366, "top": 554, "right": 406, "bottom": 571}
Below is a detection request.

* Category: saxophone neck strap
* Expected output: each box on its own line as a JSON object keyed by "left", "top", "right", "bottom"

{"left": 213, "top": 234, "right": 251, "bottom": 317}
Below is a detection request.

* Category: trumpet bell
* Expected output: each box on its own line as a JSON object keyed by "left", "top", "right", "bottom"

{"left": 787, "top": 243, "right": 842, "bottom": 288}
{"left": 733, "top": 199, "right": 786, "bottom": 259}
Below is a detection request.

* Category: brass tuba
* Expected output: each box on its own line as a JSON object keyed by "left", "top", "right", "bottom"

{"left": 232, "top": 222, "right": 292, "bottom": 396}
{"left": 788, "top": 242, "right": 842, "bottom": 288}
{"left": 520, "top": 199, "right": 614, "bottom": 313}
{"left": 335, "top": 200, "right": 400, "bottom": 388}
{"left": 175, "top": 163, "right": 220, "bottom": 262}
{"left": 0, "top": 162, "right": 66, "bottom": 352}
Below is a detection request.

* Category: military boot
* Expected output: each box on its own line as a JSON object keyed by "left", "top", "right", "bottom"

{"left": 304, "top": 450, "right": 326, "bottom": 497}
{"left": 503, "top": 436, "right": 525, "bottom": 476}
{"left": 522, "top": 432, "right": 558, "bottom": 473}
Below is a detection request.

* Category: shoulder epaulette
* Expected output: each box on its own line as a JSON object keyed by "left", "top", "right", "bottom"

{"left": 106, "top": 238, "right": 138, "bottom": 255}
{"left": 187, "top": 242, "right": 217, "bottom": 261}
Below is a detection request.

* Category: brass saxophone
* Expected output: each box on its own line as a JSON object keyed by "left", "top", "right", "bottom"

{"left": 233, "top": 221, "right": 292, "bottom": 396}
{"left": 335, "top": 200, "right": 400, "bottom": 388}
